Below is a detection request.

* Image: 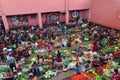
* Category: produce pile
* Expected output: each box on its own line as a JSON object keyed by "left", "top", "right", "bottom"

{"left": 0, "top": 19, "right": 120, "bottom": 80}
{"left": 101, "top": 44, "right": 120, "bottom": 55}
{"left": 44, "top": 70, "right": 55, "bottom": 79}
{"left": 17, "top": 42, "right": 120, "bottom": 79}
{"left": 0, "top": 65, "right": 10, "bottom": 73}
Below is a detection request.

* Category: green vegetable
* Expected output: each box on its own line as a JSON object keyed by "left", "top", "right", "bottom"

{"left": 101, "top": 75, "right": 110, "bottom": 80}
{"left": 31, "top": 57, "right": 37, "bottom": 62}
{"left": 44, "top": 70, "right": 54, "bottom": 79}
{"left": 0, "top": 65, "right": 10, "bottom": 73}
{"left": 101, "top": 38, "right": 109, "bottom": 46}
{"left": 101, "top": 46, "right": 114, "bottom": 55}
{"left": 95, "top": 75, "right": 101, "bottom": 80}
{"left": 56, "top": 31, "right": 61, "bottom": 36}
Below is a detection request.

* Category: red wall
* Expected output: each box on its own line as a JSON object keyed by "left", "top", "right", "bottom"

{"left": 90, "top": 0, "right": 120, "bottom": 30}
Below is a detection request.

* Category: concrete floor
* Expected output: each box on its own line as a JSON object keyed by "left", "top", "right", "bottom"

{"left": 49, "top": 70, "right": 74, "bottom": 80}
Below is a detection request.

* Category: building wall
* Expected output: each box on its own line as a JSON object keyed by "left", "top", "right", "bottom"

{"left": 0, "top": 0, "right": 91, "bottom": 15}
{"left": 80, "top": 10, "right": 89, "bottom": 19}
{"left": 90, "top": 0, "right": 120, "bottom": 30}
{"left": 68, "top": 0, "right": 91, "bottom": 10}
{"left": 0, "top": 0, "right": 91, "bottom": 30}
{"left": 28, "top": 15, "right": 39, "bottom": 26}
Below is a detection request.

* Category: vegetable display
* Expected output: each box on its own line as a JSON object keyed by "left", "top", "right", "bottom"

{"left": 0, "top": 65, "right": 10, "bottom": 73}
{"left": 43, "top": 70, "right": 54, "bottom": 79}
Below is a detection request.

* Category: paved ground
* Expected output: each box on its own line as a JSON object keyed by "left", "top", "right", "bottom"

{"left": 49, "top": 70, "right": 74, "bottom": 80}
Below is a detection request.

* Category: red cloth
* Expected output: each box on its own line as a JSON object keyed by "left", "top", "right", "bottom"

{"left": 110, "top": 72, "right": 119, "bottom": 80}
{"left": 38, "top": 42, "right": 44, "bottom": 47}
{"left": 90, "top": 44, "right": 94, "bottom": 52}
{"left": 17, "top": 65, "right": 22, "bottom": 70}
{"left": 109, "top": 42, "right": 114, "bottom": 46}
{"left": 92, "top": 58, "right": 98, "bottom": 64}
{"left": 95, "top": 67, "right": 103, "bottom": 75}
{"left": 6, "top": 71, "right": 13, "bottom": 78}
{"left": 11, "top": 52, "right": 15, "bottom": 56}
{"left": 72, "top": 73, "right": 88, "bottom": 80}
{"left": 55, "top": 57, "right": 62, "bottom": 62}
{"left": 114, "top": 52, "right": 119, "bottom": 58}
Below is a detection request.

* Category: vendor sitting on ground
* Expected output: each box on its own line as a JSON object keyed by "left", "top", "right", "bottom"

{"left": 74, "top": 63, "right": 80, "bottom": 74}
{"left": 81, "top": 60, "right": 91, "bottom": 72}
{"left": 5, "top": 69, "right": 14, "bottom": 80}
{"left": 55, "top": 50, "right": 63, "bottom": 69}
{"left": 92, "top": 55, "right": 100, "bottom": 68}
{"left": 31, "top": 62, "right": 40, "bottom": 77}
{"left": 99, "top": 54, "right": 108, "bottom": 66}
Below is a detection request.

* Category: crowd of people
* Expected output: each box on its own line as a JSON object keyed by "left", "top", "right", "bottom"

{"left": 0, "top": 19, "right": 120, "bottom": 80}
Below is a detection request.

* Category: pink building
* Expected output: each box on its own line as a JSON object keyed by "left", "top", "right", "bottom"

{"left": 90, "top": 0, "right": 120, "bottom": 30}
{"left": 0, "top": 0, "right": 91, "bottom": 31}
{"left": 0, "top": 0, "right": 120, "bottom": 31}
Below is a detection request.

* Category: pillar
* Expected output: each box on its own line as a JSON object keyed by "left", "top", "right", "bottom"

{"left": 2, "top": 15, "right": 9, "bottom": 32}
{"left": 65, "top": 11, "right": 69, "bottom": 25}
{"left": 88, "top": 9, "right": 91, "bottom": 23}
{"left": 38, "top": 13, "right": 42, "bottom": 29}
{"left": 65, "top": 0, "right": 69, "bottom": 25}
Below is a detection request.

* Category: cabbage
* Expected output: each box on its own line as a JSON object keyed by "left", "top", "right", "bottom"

{"left": 31, "top": 58, "right": 37, "bottom": 62}
{"left": 44, "top": 70, "right": 54, "bottom": 79}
